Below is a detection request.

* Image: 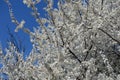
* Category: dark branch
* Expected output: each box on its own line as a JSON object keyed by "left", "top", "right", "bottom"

{"left": 84, "top": 44, "right": 93, "bottom": 61}
{"left": 101, "top": 0, "right": 104, "bottom": 10}
{"left": 67, "top": 47, "right": 81, "bottom": 63}
{"left": 98, "top": 28, "right": 120, "bottom": 45}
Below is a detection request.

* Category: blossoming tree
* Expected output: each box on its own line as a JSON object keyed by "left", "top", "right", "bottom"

{"left": 0, "top": 0, "right": 120, "bottom": 80}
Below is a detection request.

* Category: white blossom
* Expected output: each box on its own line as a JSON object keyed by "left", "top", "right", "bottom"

{"left": 15, "top": 20, "right": 25, "bottom": 32}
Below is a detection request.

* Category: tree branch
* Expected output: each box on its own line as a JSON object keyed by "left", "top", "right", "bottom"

{"left": 84, "top": 44, "right": 93, "bottom": 61}
{"left": 67, "top": 47, "right": 81, "bottom": 63}
{"left": 98, "top": 28, "right": 120, "bottom": 45}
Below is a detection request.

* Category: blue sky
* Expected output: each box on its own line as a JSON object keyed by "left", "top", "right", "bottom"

{"left": 0, "top": 0, "right": 87, "bottom": 79}
{"left": 0, "top": 0, "right": 58, "bottom": 58}
{"left": 0, "top": 0, "right": 51, "bottom": 78}
{"left": 0, "top": 0, "right": 86, "bottom": 56}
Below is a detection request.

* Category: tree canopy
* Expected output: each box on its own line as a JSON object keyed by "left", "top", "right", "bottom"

{"left": 0, "top": 0, "right": 120, "bottom": 80}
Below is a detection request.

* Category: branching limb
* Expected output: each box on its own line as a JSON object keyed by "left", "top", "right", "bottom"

{"left": 84, "top": 44, "right": 93, "bottom": 61}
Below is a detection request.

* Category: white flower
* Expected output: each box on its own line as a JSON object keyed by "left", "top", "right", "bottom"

{"left": 23, "top": 0, "right": 32, "bottom": 7}
{"left": 117, "top": 75, "right": 120, "bottom": 80}
{"left": 23, "top": 0, "right": 27, "bottom": 4}
{"left": 15, "top": 20, "right": 25, "bottom": 32}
